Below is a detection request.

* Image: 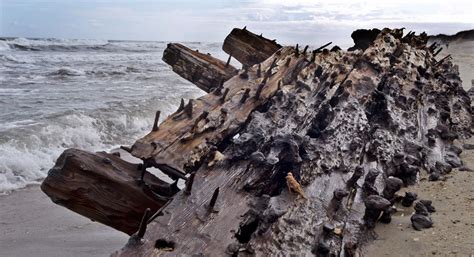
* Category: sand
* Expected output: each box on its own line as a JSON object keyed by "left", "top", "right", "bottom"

{"left": 0, "top": 185, "right": 128, "bottom": 257}
{"left": 365, "top": 139, "right": 474, "bottom": 256}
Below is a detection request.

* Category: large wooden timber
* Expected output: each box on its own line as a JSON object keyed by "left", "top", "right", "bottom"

{"left": 223, "top": 27, "right": 282, "bottom": 66}
{"left": 41, "top": 149, "right": 178, "bottom": 235}
{"left": 162, "top": 43, "right": 238, "bottom": 93}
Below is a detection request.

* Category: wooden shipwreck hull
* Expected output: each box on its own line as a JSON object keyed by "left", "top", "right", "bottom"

{"left": 41, "top": 27, "right": 471, "bottom": 256}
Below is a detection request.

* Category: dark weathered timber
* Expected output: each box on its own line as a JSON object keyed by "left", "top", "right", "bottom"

{"left": 222, "top": 28, "right": 282, "bottom": 66}
{"left": 40, "top": 149, "right": 178, "bottom": 235}
{"left": 113, "top": 29, "right": 470, "bottom": 256}
{"left": 162, "top": 43, "right": 238, "bottom": 92}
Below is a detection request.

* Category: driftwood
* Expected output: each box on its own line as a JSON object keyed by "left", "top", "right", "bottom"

{"left": 223, "top": 27, "right": 282, "bottom": 66}
{"left": 41, "top": 149, "right": 178, "bottom": 235}
{"left": 162, "top": 43, "right": 238, "bottom": 93}
{"left": 41, "top": 27, "right": 471, "bottom": 256}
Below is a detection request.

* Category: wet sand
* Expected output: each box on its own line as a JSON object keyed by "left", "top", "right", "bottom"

{"left": 0, "top": 185, "right": 128, "bottom": 257}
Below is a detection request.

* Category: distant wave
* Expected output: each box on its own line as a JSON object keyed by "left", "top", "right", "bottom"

{"left": 1, "top": 38, "right": 111, "bottom": 52}
{"left": 48, "top": 68, "right": 85, "bottom": 77}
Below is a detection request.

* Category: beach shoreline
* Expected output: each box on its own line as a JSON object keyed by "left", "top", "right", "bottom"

{"left": 0, "top": 185, "right": 128, "bottom": 257}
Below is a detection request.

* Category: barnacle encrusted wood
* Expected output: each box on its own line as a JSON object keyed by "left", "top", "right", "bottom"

{"left": 114, "top": 28, "right": 471, "bottom": 256}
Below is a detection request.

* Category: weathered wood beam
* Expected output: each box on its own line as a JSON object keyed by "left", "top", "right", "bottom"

{"left": 223, "top": 27, "right": 282, "bottom": 66}
{"left": 40, "top": 149, "right": 178, "bottom": 235}
{"left": 130, "top": 48, "right": 295, "bottom": 179}
{"left": 162, "top": 43, "right": 238, "bottom": 93}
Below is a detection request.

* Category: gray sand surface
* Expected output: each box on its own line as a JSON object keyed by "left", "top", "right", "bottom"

{"left": 0, "top": 185, "right": 128, "bottom": 257}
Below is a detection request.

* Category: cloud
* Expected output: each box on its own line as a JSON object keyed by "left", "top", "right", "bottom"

{"left": 1, "top": 0, "right": 472, "bottom": 43}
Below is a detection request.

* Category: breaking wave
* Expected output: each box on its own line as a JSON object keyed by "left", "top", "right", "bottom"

{"left": 0, "top": 110, "right": 154, "bottom": 193}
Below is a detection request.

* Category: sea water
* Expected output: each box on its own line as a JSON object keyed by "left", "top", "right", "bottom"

{"left": 0, "top": 37, "right": 230, "bottom": 193}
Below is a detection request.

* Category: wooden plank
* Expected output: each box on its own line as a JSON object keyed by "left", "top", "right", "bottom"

{"left": 162, "top": 43, "right": 238, "bottom": 92}
{"left": 223, "top": 27, "right": 282, "bottom": 66}
{"left": 40, "top": 149, "right": 178, "bottom": 235}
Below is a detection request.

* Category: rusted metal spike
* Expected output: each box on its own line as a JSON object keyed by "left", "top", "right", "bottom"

{"left": 177, "top": 98, "right": 185, "bottom": 112}
{"left": 152, "top": 111, "right": 161, "bottom": 132}
{"left": 433, "top": 47, "right": 443, "bottom": 57}
{"left": 435, "top": 54, "right": 452, "bottom": 66}
{"left": 240, "top": 88, "right": 250, "bottom": 103}
{"left": 209, "top": 187, "right": 220, "bottom": 210}
{"left": 120, "top": 145, "right": 132, "bottom": 153}
{"left": 428, "top": 42, "right": 437, "bottom": 52}
{"left": 303, "top": 45, "right": 309, "bottom": 55}
{"left": 262, "top": 75, "right": 268, "bottom": 85}
{"left": 243, "top": 26, "right": 247, "bottom": 30}
{"left": 192, "top": 111, "right": 209, "bottom": 131}
{"left": 147, "top": 200, "right": 172, "bottom": 224}
{"left": 139, "top": 160, "right": 147, "bottom": 182}
{"left": 285, "top": 57, "right": 291, "bottom": 67}
{"left": 184, "top": 99, "right": 193, "bottom": 118}
{"left": 184, "top": 172, "right": 196, "bottom": 195}
{"left": 255, "top": 83, "right": 265, "bottom": 99}
{"left": 136, "top": 208, "right": 151, "bottom": 239}
{"left": 239, "top": 66, "right": 249, "bottom": 80}
{"left": 295, "top": 44, "right": 299, "bottom": 57}
{"left": 257, "top": 64, "right": 261, "bottom": 77}
{"left": 226, "top": 55, "right": 232, "bottom": 67}
{"left": 315, "top": 42, "right": 332, "bottom": 53}
{"left": 221, "top": 88, "right": 229, "bottom": 103}
{"left": 270, "top": 58, "right": 278, "bottom": 69}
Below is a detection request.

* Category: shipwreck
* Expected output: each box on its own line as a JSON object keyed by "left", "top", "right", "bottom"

{"left": 41, "top": 27, "right": 471, "bottom": 256}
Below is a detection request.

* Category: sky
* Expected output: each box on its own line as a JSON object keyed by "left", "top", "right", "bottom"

{"left": 1, "top": 0, "right": 473, "bottom": 45}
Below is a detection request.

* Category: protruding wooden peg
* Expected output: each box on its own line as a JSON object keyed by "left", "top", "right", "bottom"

{"left": 152, "top": 111, "right": 161, "bottom": 131}
{"left": 184, "top": 172, "right": 196, "bottom": 195}
{"left": 209, "top": 187, "right": 220, "bottom": 211}
{"left": 259, "top": 33, "right": 263, "bottom": 37}
{"left": 255, "top": 83, "right": 265, "bottom": 99}
{"left": 240, "top": 88, "right": 250, "bottom": 103}
{"left": 295, "top": 44, "right": 299, "bottom": 57}
{"left": 278, "top": 80, "right": 282, "bottom": 90}
{"left": 243, "top": 26, "right": 247, "bottom": 30}
{"left": 136, "top": 208, "right": 151, "bottom": 239}
{"left": 285, "top": 57, "right": 291, "bottom": 67}
{"left": 303, "top": 45, "right": 309, "bottom": 55}
{"left": 221, "top": 88, "right": 229, "bottom": 103}
{"left": 262, "top": 75, "right": 268, "bottom": 85}
{"left": 226, "top": 55, "right": 232, "bottom": 67}
{"left": 257, "top": 64, "right": 261, "bottom": 77}
{"left": 177, "top": 98, "right": 185, "bottom": 113}
{"left": 184, "top": 99, "right": 193, "bottom": 118}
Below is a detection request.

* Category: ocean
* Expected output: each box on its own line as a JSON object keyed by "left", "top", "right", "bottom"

{"left": 0, "top": 38, "right": 231, "bottom": 193}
